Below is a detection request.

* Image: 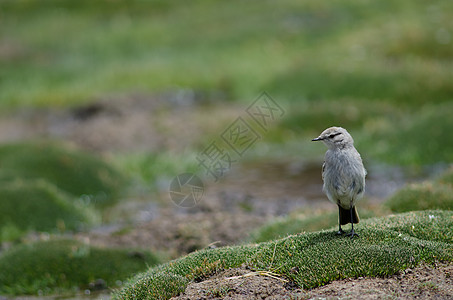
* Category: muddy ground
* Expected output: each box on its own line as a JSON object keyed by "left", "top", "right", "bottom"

{"left": 1, "top": 95, "right": 448, "bottom": 299}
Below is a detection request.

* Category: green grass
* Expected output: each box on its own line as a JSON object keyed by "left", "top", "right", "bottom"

{"left": 356, "top": 103, "right": 453, "bottom": 166}
{"left": 114, "top": 210, "right": 453, "bottom": 299}
{"left": 1, "top": 0, "right": 452, "bottom": 108}
{"left": 385, "top": 167, "right": 453, "bottom": 213}
{"left": 386, "top": 183, "right": 453, "bottom": 213}
{"left": 0, "top": 141, "right": 128, "bottom": 207}
{"left": 0, "top": 180, "right": 98, "bottom": 242}
{"left": 0, "top": 239, "right": 161, "bottom": 296}
{"left": 1, "top": 0, "right": 452, "bottom": 169}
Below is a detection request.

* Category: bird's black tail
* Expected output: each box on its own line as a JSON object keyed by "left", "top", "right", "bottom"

{"left": 339, "top": 206, "right": 359, "bottom": 225}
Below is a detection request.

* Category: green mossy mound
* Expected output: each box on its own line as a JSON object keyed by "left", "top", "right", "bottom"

{"left": 114, "top": 210, "right": 453, "bottom": 300}
{"left": 386, "top": 167, "right": 453, "bottom": 213}
{"left": 386, "top": 182, "right": 453, "bottom": 213}
{"left": 0, "top": 141, "right": 129, "bottom": 241}
{"left": 0, "top": 239, "right": 161, "bottom": 295}
{"left": 0, "top": 141, "right": 128, "bottom": 206}
{"left": 0, "top": 180, "right": 98, "bottom": 241}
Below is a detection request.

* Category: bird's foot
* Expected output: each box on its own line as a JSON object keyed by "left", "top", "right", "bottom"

{"left": 347, "top": 230, "right": 359, "bottom": 238}
{"left": 336, "top": 229, "right": 346, "bottom": 235}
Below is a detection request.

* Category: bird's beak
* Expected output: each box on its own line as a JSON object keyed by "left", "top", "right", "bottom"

{"left": 312, "top": 137, "right": 323, "bottom": 141}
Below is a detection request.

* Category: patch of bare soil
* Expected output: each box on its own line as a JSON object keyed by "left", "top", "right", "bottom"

{"left": 172, "top": 267, "right": 305, "bottom": 300}
{"left": 173, "top": 262, "right": 453, "bottom": 300}
{"left": 79, "top": 211, "right": 265, "bottom": 257}
{"left": 0, "top": 93, "right": 240, "bottom": 153}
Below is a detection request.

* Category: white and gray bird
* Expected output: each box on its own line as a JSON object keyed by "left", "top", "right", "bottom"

{"left": 312, "top": 126, "right": 366, "bottom": 237}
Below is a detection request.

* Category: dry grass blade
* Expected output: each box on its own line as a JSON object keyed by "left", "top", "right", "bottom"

{"left": 225, "top": 271, "right": 288, "bottom": 283}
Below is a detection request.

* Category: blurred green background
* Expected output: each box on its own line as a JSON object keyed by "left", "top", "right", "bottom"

{"left": 0, "top": 0, "right": 452, "bottom": 296}
{"left": 1, "top": 0, "right": 452, "bottom": 164}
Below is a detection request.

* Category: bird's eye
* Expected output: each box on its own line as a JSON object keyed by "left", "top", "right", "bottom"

{"left": 329, "top": 133, "right": 341, "bottom": 139}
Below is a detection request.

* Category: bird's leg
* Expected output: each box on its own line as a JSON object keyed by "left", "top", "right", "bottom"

{"left": 336, "top": 207, "right": 345, "bottom": 235}
{"left": 347, "top": 206, "right": 359, "bottom": 238}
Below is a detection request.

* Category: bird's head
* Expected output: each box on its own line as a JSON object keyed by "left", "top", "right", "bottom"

{"left": 312, "top": 126, "right": 354, "bottom": 149}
